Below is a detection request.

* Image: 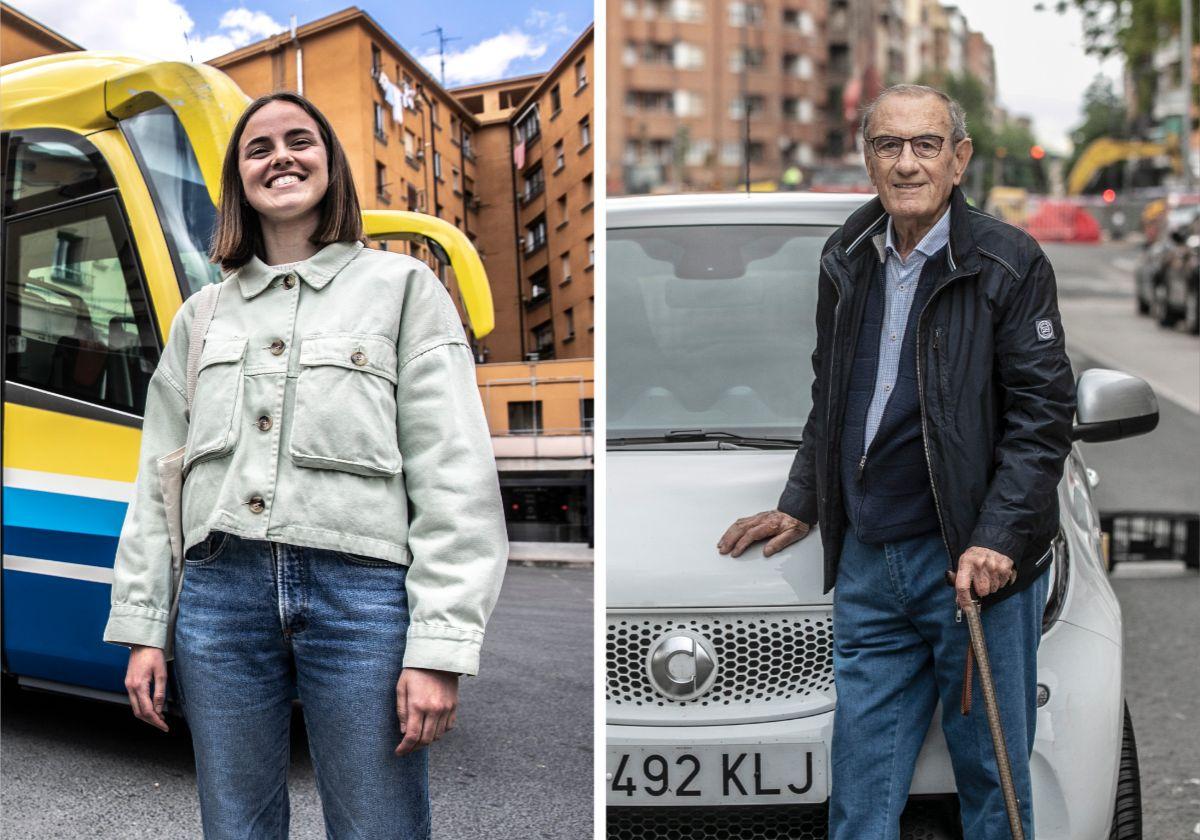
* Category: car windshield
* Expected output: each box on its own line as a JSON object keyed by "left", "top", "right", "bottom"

{"left": 607, "top": 223, "right": 833, "bottom": 442}
{"left": 120, "top": 104, "right": 223, "bottom": 298}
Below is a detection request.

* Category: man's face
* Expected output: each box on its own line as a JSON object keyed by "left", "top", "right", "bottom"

{"left": 863, "top": 94, "right": 972, "bottom": 225}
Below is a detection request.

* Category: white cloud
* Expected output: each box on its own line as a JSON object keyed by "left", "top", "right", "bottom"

{"left": 419, "top": 31, "right": 549, "bottom": 86}
{"left": 13, "top": 0, "right": 284, "bottom": 63}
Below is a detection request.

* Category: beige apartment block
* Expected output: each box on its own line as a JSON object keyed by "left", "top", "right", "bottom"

{"left": 459, "top": 25, "right": 595, "bottom": 362}
{"left": 608, "top": 0, "right": 827, "bottom": 194}
{"left": 0, "top": 2, "right": 81, "bottom": 66}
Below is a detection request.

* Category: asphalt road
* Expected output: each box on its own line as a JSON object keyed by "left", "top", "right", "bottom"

{"left": 1047, "top": 240, "right": 1200, "bottom": 839}
{"left": 0, "top": 564, "right": 594, "bottom": 839}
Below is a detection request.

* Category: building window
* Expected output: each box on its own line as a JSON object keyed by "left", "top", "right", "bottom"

{"left": 375, "top": 161, "right": 389, "bottom": 201}
{"left": 430, "top": 100, "right": 439, "bottom": 125}
{"left": 729, "top": 1, "right": 764, "bottom": 26}
{"left": 531, "top": 321, "right": 555, "bottom": 359}
{"left": 522, "top": 163, "right": 545, "bottom": 204}
{"left": 527, "top": 266, "right": 550, "bottom": 305}
{"left": 554, "top": 140, "right": 565, "bottom": 171}
{"left": 434, "top": 151, "right": 443, "bottom": 179}
{"left": 508, "top": 400, "right": 543, "bottom": 434}
{"left": 579, "top": 115, "right": 591, "bottom": 149}
{"left": 586, "top": 235, "right": 595, "bottom": 266}
{"left": 557, "top": 194, "right": 568, "bottom": 225}
{"left": 560, "top": 251, "right": 572, "bottom": 284}
{"left": 462, "top": 129, "right": 473, "bottom": 158}
{"left": 580, "top": 398, "right": 594, "bottom": 431}
{"left": 563, "top": 306, "right": 575, "bottom": 340}
{"left": 575, "top": 58, "right": 588, "bottom": 90}
{"left": 407, "top": 184, "right": 421, "bottom": 211}
{"left": 550, "top": 84, "right": 562, "bottom": 114}
{"left": 524, "top": 215, "right": 547, "bottom": 254}
{"left": 582, "top": 174, "right": 594, "bottom": 206}
{"left": 374, "top": 102, "right": 387, "bottom": 141}
{"left": 452, "top": 167, "right": 461, "bottom": 193}
{"left": 371, "top": 43, "right": 382, "bottom": 76}
{"left": 515, "top": 107, "right": 541, "bottom": 144}
{"left": 404, "top": 130, "right": 417, "bottom": 163}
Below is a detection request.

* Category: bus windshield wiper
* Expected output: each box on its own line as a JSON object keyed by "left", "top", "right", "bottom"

{"left": 607, "top": 429, "right": 800, "bottom": 449}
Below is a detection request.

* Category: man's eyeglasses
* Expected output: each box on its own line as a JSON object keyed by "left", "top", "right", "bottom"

{"left": 866, "top": 135, "right": 949, "bottom": 159}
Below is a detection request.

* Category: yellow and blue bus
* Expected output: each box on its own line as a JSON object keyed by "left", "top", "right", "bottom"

{"left": 1, "top": 52, "right": 493, "bottom": 703}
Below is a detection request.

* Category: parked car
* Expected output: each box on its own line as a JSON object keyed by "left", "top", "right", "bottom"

{"left": 1157, "top": 214, "right": 1200, "bottom": 334}
{"left": 0, "top": 52, "right": 494, "bottom": 709}
{"left": 606, "top": 192, "right": 1154, "bottom": 839}
{"left": 1136, "top": 197, "right": 1200, "bottom": 331}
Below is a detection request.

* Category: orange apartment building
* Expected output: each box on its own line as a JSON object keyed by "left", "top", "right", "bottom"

{"left": 456, "top": 24, "right": 595, "bottom": 364}
{"left": 608, "top": 0, "right": 827, "bottom": 194}
{"left": 0, "top": 2, "right": 81, "bottom": 65}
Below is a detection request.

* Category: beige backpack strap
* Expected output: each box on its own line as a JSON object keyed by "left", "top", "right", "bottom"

{"left": 185, "top": 282, "right": 222, "bottom": 412}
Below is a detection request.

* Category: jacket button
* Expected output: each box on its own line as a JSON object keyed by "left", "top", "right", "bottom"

{"left": 282, "top": 273, "right": 296, "bottom": 289}
{"left": 350, "top": 350, "right": 367, "bottom": 366}
{"left": 248, "top": 496, "right": 266, "bottom": 514}
{"left": 257, "top": 415, "right": 272, "bottom": 432}
{"left": 269, "top": 339, "right": 286, "bottom": 355}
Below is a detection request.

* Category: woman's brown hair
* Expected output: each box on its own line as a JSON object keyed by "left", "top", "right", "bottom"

{"left": 209, "top": 92, "right": 367, "bottom": 270}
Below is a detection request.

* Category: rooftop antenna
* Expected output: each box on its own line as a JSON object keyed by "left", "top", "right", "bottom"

{"left": 422, "top": 26, "right": 461, "bottom": 86}
{"left": 180, "top": 12, "right": 195, "bottom": 63}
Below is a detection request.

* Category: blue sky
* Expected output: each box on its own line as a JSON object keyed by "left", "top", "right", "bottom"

{"left": 15, "top": 0, "right": 593, "bottom": 86}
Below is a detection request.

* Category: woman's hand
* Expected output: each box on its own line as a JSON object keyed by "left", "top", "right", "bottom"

{"left": 395, "top": 667, "right": 459, "bottom": 756}
{"left": 125, "top": 645, "right": 169, "bottom": 732}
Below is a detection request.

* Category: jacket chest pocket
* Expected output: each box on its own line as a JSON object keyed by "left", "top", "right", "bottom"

{"left": 184, "top": 337, "right": 248, "bottom": 472}
{"left": 289, "top": 334, "right": 403, "bottom": 477}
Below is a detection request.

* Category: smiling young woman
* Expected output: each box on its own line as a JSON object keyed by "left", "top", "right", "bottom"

{"left": 104, "top": 91, "right": 509, "bottom": 839}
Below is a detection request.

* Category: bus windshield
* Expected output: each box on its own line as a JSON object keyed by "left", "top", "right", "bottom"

{"left": 606, "top": 223, "right": 832, "bottom": 441}
{"left": 120, "top": 104, "right": 223, "bottom": 298}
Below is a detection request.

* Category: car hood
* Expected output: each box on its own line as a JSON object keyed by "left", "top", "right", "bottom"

{"left": 607, "top": 449, "right": 831, "bottom": 609}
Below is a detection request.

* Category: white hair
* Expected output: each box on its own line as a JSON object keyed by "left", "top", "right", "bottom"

{"left": 860, "top": 84, "right": 969, "bottom": 144}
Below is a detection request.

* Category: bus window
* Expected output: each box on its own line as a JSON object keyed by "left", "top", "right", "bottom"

{"left": 2, "top": 129, "right": 117, "bottom": 217}
{"left": 120, "top": 104, "right": 222, "bottom": 298}
{"left": 3, "top": 195, "right": 160, "bottom": 415}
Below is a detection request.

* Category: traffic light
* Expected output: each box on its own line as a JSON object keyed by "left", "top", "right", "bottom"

{"left": 1029, "top": 145, "right": 1046, "bottom": 160}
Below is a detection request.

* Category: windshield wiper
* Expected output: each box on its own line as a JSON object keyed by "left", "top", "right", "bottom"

{"left": 607, "top": 429, "right": 800, "bottom": 449}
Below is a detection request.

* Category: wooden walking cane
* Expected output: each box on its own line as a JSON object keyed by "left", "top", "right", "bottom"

{"left": 960, "top": 597, "right": 1025, "bottom": 840}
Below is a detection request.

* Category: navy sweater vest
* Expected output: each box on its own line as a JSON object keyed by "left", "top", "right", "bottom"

{"left": 840, "top": 255, "right": 942, "bottom": 544}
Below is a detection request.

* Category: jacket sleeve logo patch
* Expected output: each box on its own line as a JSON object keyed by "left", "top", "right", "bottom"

{"left": 1035, "top": 319, "right": 1055, "bottom": 341}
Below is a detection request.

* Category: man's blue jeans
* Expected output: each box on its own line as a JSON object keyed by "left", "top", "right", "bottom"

{"left": 829, "top": 528, "right": 1050, "bottom": 840}
{"left": 171, "top": 532, "right": 430, "bottom": 839}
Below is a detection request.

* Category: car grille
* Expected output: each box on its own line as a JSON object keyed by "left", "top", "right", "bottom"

{"left": 607, "top": 609, "right": 835, "bottom": 725}
{"left": 607, "top": 800, "right": 963, "bottom": 840}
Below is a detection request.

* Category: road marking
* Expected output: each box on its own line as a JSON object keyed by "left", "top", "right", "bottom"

{"left": 1109, "top": 560, "right": 1192, "bottom": 579}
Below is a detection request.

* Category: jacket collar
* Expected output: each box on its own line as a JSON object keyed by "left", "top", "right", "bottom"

{"left": 224, "top": 240, "right": 365, "bottom": 299}
{"left": 837, "top": 185, "right": 979, "bottom": 278}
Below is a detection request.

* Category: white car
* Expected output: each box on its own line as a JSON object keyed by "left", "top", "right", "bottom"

{"left": 605, "top": 193, "right": 1150, "bottom": 839}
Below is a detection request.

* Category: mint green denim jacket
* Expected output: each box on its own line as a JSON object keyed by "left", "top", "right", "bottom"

{"left": 102, "top": 240, "right": 508, "bottom": 675}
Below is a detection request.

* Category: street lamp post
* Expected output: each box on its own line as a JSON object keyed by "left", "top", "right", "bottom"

{"left": 1183, "top": 0, "right": 1195, "bottom": 189}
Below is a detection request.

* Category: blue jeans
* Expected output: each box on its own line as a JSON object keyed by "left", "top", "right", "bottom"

{"left": 172, "top": 532, "right": 430, "bottom": 839}
{"left": 829, "top": 528, "right": 1050, "bottom": 840}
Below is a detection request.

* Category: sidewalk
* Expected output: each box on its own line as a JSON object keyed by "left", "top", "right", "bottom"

{"left": 508, "top": 541, "right": 594, "bottom": 567}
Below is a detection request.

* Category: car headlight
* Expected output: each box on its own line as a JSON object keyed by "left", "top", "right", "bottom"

{"left": 1041, "top": 530, "right": 1070, "bottom": 633}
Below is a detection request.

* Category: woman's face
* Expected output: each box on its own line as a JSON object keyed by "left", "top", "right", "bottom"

{"left": 237, "top": 100, "right": 330, "bottom": 226}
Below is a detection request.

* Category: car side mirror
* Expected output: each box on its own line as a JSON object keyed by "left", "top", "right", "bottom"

{"left": 1072, "top": 369, "right": 1158, "bottom": 443}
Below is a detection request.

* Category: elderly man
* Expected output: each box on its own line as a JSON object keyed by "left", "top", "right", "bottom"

{"left": 718, "top": 84, "right": 1075, "bottom": 838}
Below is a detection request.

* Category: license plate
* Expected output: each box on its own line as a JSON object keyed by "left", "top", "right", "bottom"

{"left": 606, "top": 743, "right": 826, "bottom": 806}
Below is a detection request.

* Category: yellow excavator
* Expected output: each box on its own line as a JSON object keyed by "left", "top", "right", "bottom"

{"left": 1066, "top": 137, "right": 1182, "bottom": 196}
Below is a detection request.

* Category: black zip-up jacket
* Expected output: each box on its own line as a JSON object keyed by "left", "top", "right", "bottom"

{"left": 777, "top": 186, "right": 1077, "bottom": 607}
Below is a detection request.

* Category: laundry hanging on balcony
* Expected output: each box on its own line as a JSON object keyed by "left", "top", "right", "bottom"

{"left": 376, "top": 70, "right": 415, "bottom": 125}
